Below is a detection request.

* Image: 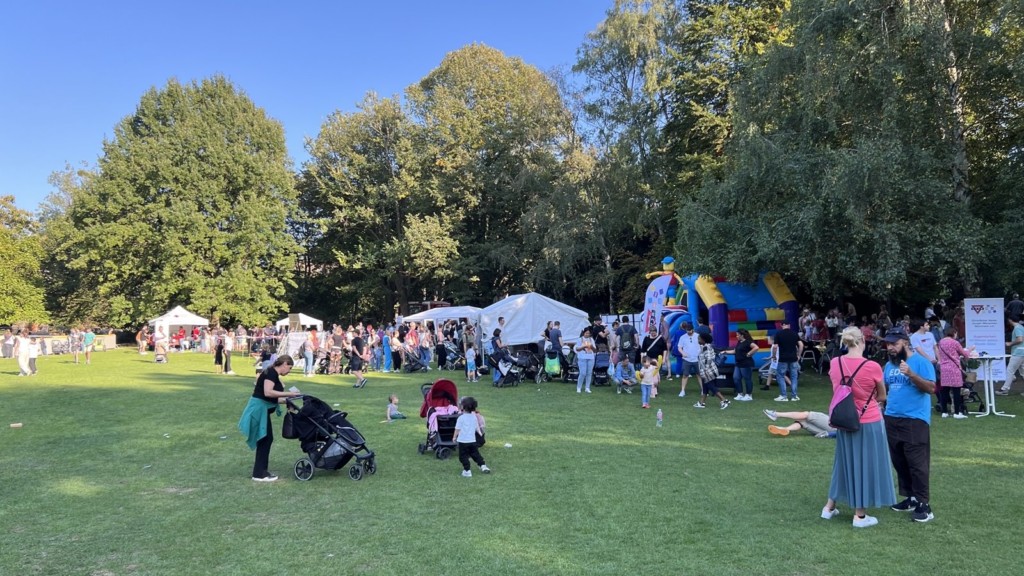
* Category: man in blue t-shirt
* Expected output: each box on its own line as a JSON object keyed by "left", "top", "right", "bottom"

{"left": 882, "top": 325, "right": 937, "bottom": 523}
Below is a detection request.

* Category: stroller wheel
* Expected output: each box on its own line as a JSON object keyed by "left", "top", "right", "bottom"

{"left": 349, "top": 464, "right": 364, "bottom": 481}
{"left": 418, "top": 443, "right": 426, "bottom": 455}
{"left": 437, "top": 447, "right": 452, "bottom": 460}
{"left": 535, "top": 371, "right": 544, "bottom": 385}
{"left": 365, "top": 458, "right": 377, "bottom": 475}
{"left": 294, "top": 458, "right": 314, "bottom": 481}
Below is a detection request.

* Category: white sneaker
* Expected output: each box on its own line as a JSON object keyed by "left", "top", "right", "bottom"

{"left": 678, "top": 391, "right": 686, "bottom": 398}
{"left": 252, "top": 474, "right": 278, "bottom": 482}
{"left": 225, "top": 371, "right": 236, "bottom": 375}
{"left": 941, "top": 413, "right": 949, "bottom": 418}
{"left": 763, "top": 409, "right": 778, "bottom": 421}
{"left": 774, "top": 395, "right": 789, "bottom": 402}
{"left": 852, "top": 515, "right": 878, "bottom": 528}
{"left": 480, "top": 465, "right": 491, "bottom": 474}
{"left": 791, "top": 396, "right": 800, "bottom": 402}
{"left": 461, "top": 470, "right": 472, "bottom": 478}
{"left": 953, "top": 413, "right": 968, "bottom": 420}
{"left": 821, "top": 506, "right": 840, "bottom": 519}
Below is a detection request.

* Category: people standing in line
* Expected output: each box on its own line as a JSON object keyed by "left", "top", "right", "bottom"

{"left": 999, "top": 316, "right": 1024, "bottom": 395}
{"left": 694, "top": 333, "right": 730, "bottom": 410}
{"left": 238, "top": 356, "right": 300, "bottom": 482}
{"left": 454, "top": 396, "right": 490, "bottom": 477}
{"left": 676, "top": 322, "right": 700, "bottom": 398}
{"left": 575, "top": 328, "right": 596, "bottom": 394}
{"left": 820, "top": 327, "right": 893, "bottom": 528}
{"left": 82, "top": 326, "right": 96, "bottom": 365}
{"left": 729, "top": 329, "right": 759, "bottom": 401}
{"left": 773, "top": 320, "right": 803, "bottom": 402}
{"left": 881, "top": 326, "right": 937, "bottom": 523}
{"left": 936, "top": 326, "right": 974, "bottom": 417}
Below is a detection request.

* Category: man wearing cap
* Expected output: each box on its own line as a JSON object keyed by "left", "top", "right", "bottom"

{"left": 882, "top": 325, "right": 937, "bottom": 523}
{"left": 1005, "top": 293, "right": 1024, "bottom": 322}
{"left": 773, "top": 320, "right": 803, "bottom": 402}
{"left": 676, "top": 322, "right": 700, "bottom": 397}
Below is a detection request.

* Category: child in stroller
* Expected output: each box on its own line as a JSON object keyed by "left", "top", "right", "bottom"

{"left": 418, "top": 379, "right": 460, "bottom": 459}
{"left": 488, "top": 348, "right": 526, "bottom": 387}
{"left": 284, "top": 395, "right": 376, "bottom": 481}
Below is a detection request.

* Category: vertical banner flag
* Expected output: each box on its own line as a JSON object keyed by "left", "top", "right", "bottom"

{"left": 964, "top": 298, "right": 1006, "bottom": 381}
{"left": 642, "top": 275, "right": 672, "bottom": 335}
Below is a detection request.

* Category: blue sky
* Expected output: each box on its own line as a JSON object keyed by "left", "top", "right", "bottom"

{"left": 1, "top": 1, "right": 611, "bottom": 212}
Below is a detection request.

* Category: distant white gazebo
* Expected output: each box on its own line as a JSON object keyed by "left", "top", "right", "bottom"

{"left": 148, "top": 305, "right": 209, "bottom": 332}
{"left": 276, "top": 313, "right": 324, "bottom": 332}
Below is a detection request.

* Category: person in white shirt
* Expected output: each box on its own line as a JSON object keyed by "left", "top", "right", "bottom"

{"left": 453, "top": 397, "right": 490, "bottom": 477}
{"left": 676, "top": 322, "right": 701, "bottom": 398}
{"left": 908, "top": 320, "right": 938, "bottom": 365}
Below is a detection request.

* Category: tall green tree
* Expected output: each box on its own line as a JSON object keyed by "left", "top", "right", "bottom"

{"left": 675, "top": 0, "right": 1023, "bottom": 302}
{"left": 299, "top": 93, "right": 457, "bottom": 320}
{"left": 0, "top": 196, "right": 49, "bottom": 324}
{"left": 407, "top": 44, "right": 573, "bottom": 307}
{"left": 46, "top": 76, "right": 299, "bottom": 327}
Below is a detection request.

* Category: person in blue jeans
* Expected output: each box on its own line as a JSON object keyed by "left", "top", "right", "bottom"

{"left": 729, "top": 328, "right": 759, "bottom": 401}
{"left": 575, "top": 328, "right": 596, "bottom": 393}
{"left": 773, "top": 320, "right": 804, "bottom": 402}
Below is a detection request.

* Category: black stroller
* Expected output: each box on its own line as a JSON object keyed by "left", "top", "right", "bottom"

{"left": 593, "top": 350, "right": 611, "bottom": 386}
{"left": 417, "top": 380, "right": 460, "bottom": 459}
{"left": 403, "top": 345, "right": 429, "bottom": 373}
{"left": 441, "top": 340, "right": 466, "bottom": 371}
{"left": 284, "top": 395, "right": 376, "bottom": 481}
{"left": 488, "top": 348, "right": 525, "bottom": 387}
{"left": 314, "top": 349, "right": 330, "bottom": 375}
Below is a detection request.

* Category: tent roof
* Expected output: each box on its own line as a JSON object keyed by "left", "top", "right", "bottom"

{"left": 479, "top": 293, "right": 589, "bottom": 347}
{"left": 404, "top": 306, "right": 482, "bottom": 324}
{"left": 276, "top": 313, "right": 324, "bottom": 330}
{"left": 148, "top": 305, "right": 209, "bottom": 327}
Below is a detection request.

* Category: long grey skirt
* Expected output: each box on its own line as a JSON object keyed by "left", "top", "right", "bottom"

{"left": 828, "top": 420, "right": 897, "bottom": 509}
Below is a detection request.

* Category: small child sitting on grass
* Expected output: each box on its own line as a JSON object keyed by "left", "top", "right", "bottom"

{"left": 385, "top": 394, "right": 406, "bottom": 422}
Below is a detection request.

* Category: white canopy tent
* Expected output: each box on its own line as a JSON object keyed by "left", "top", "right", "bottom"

{"left": 479, "top": 293, "right": 589, "bottom": 347}
{"left": 403, "top": 305, "right": 482, "bottom": 325}
{"left": 275, "top": 313, "right": 324, "bottom": 332}
{"left": 148, "top": 306, "right": 209, "bottom": 332}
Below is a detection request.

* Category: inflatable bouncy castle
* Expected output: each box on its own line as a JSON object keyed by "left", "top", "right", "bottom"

{"left": 641, "top": 265, "right": 799, "bottom": 376}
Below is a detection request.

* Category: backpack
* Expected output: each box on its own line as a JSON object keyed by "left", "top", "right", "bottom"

{"left": 828, "top": 359, "right": 873, "bottom": 432}
{"left": 619, "top": 325, "right": 635, "bottom": 351}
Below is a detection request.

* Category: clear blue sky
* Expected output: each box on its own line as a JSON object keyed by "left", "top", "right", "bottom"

{"left": 1, "top": 1, "right": 611, "bottom": 212}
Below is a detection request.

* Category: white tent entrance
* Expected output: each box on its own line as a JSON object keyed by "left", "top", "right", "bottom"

{"left": 479, "top": 293, "right": 589, "bottom": 347}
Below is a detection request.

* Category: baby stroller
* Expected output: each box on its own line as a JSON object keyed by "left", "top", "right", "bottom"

{"left": 488, "top": 348, "right": 525, "bottom": 387}
{"left": 314, "top": 349, "right": 330, "bottom": 375}
{"left": 544, "top": 345, "right": 562, "bottom": 381}
{"left": 514, "top": 349, "right": 544, "bottom": 384}
{"left": 403, "top": 345, "right": 429, "bottom": 373}
{"left": 566, "top": 346, "right": 580, "bottom": 383}
{"left": 284, "top": 395, "right": 376, "bottom": 481}
{"left": 154, "top": 342, "right": 168, "bottom": 364}
{"left": 442, "top": 340, "right": 466, "bottom": 371}
{"left": 593, "top": 351, "right": 611, "bottom": 387}
{"left": 418, "top": 379, "right": 460, "bottom": 459}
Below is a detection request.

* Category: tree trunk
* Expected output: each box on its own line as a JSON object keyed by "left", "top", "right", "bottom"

{"left": 940, "top": 0, "right": 970, "bottom": 203}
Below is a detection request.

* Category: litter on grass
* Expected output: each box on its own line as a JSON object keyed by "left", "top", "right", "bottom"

{"left": 10, "top": 423, "right": 23, "bottom": 428}
{"left": 219, "top": 436, "right": 228, "bottom": 440}
{"left": 504, "top": 443, "right": 512, "bottom": 448}
{"left": 163, "top": 433, "right": 170, "bottom": 438}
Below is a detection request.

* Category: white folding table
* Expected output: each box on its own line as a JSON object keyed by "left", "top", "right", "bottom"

{"left": 972, "top": 354, "right": 1016, "bottom": 418}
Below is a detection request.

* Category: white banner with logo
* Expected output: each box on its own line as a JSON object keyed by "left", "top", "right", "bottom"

{"left": 641, "top": 275, "right": 672, "bottom": 335}
{"left": 964, "top": 298, "right": 1006, "bottom": 381}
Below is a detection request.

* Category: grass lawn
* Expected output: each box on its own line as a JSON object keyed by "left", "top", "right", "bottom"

{"left": 2, "top": 349, "right": 1022, "bottom": 575}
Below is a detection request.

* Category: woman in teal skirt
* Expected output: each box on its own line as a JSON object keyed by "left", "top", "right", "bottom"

{"left": 821, "top": 326, "right": 895, "bottom": 528}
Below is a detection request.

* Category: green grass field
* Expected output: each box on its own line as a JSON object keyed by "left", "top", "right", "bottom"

{"left": 2, "top": 349, "right": 1022, "bottom": 575}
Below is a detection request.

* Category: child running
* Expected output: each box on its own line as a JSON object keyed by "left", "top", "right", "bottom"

{"left": 453, "top": 396, "right": 490, "bottom": 477}
{"left": 695, "top": 333, "right": 730, "bottom": 410}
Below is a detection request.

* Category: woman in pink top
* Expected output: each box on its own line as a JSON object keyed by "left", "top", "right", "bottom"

{"left": 936, "top": 326, "right": 974, "bottom": 418}
{"left": 821, "top": 326, "right": 895, "bottom": 528}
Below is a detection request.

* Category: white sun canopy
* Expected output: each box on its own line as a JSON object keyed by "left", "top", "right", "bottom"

{"left": 479, "top": 293, "right": 589, "bottom": 347}
{"left": 276, "top": 313, "right": 324, "bottom": 331}
{"left": 403, "top": 306, "right": 482, "bottom": 324}
{"left": 148, "top": 306, "right": 209, "bottom": 329}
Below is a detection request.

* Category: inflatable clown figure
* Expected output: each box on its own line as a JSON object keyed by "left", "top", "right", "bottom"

{"left": 644, "top": 256, "right": 685, "bottom": 307}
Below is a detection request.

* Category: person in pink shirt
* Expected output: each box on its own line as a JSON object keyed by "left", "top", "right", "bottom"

{"left": 820, "top": 326, "right": 894, "bottom": 528}
{"left": 936, "top": 326, "right": 974, "bottom": 418}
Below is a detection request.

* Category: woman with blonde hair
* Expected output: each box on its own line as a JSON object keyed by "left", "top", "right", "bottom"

{"left": 821, "top": 326, "right": 895, "bottom": 528}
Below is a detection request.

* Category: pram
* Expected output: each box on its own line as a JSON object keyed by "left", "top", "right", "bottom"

{"left": 284, "top": 395, "right": 376, "bottom": 481}
{"left": 488, "top": 348, "right": 525, "bottom": 387}
{"left": 544, "top": 345, "right": 562, "bottom": 381}
{"left": 566, "top": 345, "right": 580, "bottom": 383}
{"left": 154, "top": 342, "right": 168, "bottom": 364}
{"left": 442, "top": 340, "right": 466, "bottom": 371}
{"left": 593, "top": 351, "right": 611, "bottom": 386}
{"left": 403, "top": 345, "right": 429, "bottom": 373}
{"left": 514, "top": 349, "right": 544, "bottom": 384}
{"left": 417, "top": 380, "right": 460, "bottom": 459}
{"left": 314, "top": 349, "right": 330, "bottom": 375}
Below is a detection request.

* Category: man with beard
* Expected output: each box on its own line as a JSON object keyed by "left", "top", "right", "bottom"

{"left": 882, "top": 326, "right": 937, "bottom": 523}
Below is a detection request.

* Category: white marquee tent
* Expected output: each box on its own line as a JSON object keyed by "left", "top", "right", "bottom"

{"left": 403, "top": 305, "right": 482, "bottom": 325}
{"left": 148, "top": 306, "right": 209, "bottom": 331}
{"left": 479, "top": 293, "right": 589, "bottom": 347}
{"left": 275, "top": 313, "right": 324, "bottom": 331}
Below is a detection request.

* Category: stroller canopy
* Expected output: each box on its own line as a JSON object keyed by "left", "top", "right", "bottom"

{"left": 419, "top": 379, "right": 459, "bottom": 418}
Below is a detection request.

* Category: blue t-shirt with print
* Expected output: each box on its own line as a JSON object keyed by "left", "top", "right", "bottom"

{"left": 884, "top": 353, "right": 935, "bottom": 424}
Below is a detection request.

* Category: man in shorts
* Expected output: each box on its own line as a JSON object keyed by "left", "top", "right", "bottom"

{"left": 676, "top": 322, "right": 700, "bottom": 397}
{"left": 763, "top": 409, "right": 836, "bottom": 438}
